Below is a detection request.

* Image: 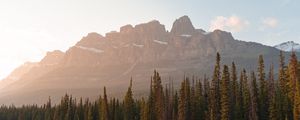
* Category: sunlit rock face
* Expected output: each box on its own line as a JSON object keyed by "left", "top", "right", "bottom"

{"left": 0, "top": 16, "right": 288, "bottom": 105}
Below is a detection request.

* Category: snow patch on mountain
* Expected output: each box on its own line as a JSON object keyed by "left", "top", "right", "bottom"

{"left": 132, "top": 43, "right": 144, "bottom": 48}
{"left": 153, "top": 40, "right": 168, "bottom": 45}
{"left": 180, "top": 34, "right": 192, "bottom": 37}
{"left": 75, "top": 46, "right": 104, "bottom": 53}
{"left": 274, "top": 41, "right": 300, "bottom": 52}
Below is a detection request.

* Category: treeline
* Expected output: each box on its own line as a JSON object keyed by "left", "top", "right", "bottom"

{"left": 1, "top": 51, "right": 300, "bottom": 120}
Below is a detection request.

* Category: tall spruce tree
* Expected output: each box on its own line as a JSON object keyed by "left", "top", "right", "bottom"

{"left": 288, "top": 52, "right": 300, "bottom": 119}
{"left": 140, "top": 98, "right": 148, "bottom": 120}
{"left": 148, "top": 78, "right": 155, "bottom": 120}
{"left": 231, "top": 62, "right": 239, "bottom": 120}
{"left": 250, "top": 71, "right": 258, "bottom": 120}
{"left": 257, "top": 55, "right": 268, "bottom": 120}
{"left": 242, "top": 69, "right": 251, "bottom": 120}
{"left": 278, "top": 51, "right": 289, "bottom": 120}
{"left": 124, "top": 78, "right": 135, "bottom": 120}
{"left": 178, "top": 77, "right": 191, "bottom": 120}
{"left": 220, "top": 65, "right": 230, "bottom": 120}
{"left": 101, "top": 87, "right": 110, "bottom": 120}
{"left": 210, "top": 52, "right": 221, "bottom": 120}
{"left": 268, "top": 65, "right": 277, "bottom": 120}
{"left": 152, "top": 70, "right": 165, "bottom": 120}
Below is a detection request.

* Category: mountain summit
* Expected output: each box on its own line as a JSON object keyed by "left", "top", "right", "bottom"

{"left": 0, "top": 16, "right": 288, "bottom": 105}
{"left": 274, "top": 41, "right": 300, "bottom": 52}
{"left": 171, "top": 15, "right": 195, "bottom": 35}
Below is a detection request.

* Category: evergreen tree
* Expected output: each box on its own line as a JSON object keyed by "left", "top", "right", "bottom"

{"left": 124, "top": 78, "right": 135, "bottom": 120}
{"left": 195, "top": 79, "right": 205, "bottom": 120}
{"left": 288, "top": 52, "right": 300, "bottom": 119}
{"left": 173, "top": 91, "right": 179, "bottom": 120}
{"left": 152, "top": 70, "right": 165, "bottom": 120}
{"left": 210, "top": 52, "right": 221, "bottom": 120}
{"left": 148, "top": 78, "right": 155, "bottom": 120}
{"left": 140, "top": 98, "right": 148, "bottom": 120}
{"left": 178, "top": 77, "right": 191, "bottom": 120}
{"left": 250, "top": 71, "right": 258, "bottom": 120}
{"left": 257, "top": 55, "right": 268, "bottom": 120}
{"left": 101, "top": 87, "right": 110, "bottom": 120}
{"left": 220, "top": 65, "right": 230, "bottom": 120}
{"left": 278, "top": 51, "right": 288, "bottom": 120}
{"left": 268, "top": 65, "right": 277, "bottom": 120}
{"left": 231, "top": 62, "right": 239, "bottom": 120}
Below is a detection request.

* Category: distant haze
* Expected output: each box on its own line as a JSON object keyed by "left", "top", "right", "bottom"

{"left": 0, "top": 0, "right": 299, "bottom": 79}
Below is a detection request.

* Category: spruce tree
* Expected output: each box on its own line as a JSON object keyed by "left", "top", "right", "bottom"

{"left": 152, "top": 70, "right": 164, "bottom": 120}
{"left": 250, "top": 71, "right": 258, "bottom": 120}
{"left": 257, "top": 55, "right": 268, "bottom": 120}
{"left": 124, "top": 78, "right": 135, "bottom": 120}
{"left": 210, "top": 52, "right": 221, "bottom": 120}
{"left": 268, "top": 65, "right": 277, "bottom": 120}
{"left": 148, "top": 78, "right": 155, "bottom": 120}
{"left": 231, "top": 62, "right": 239, "bottom": 120}
{"left": 278, "top": 51, "right": 288, "bottom": 119}
{"left": 178, "top": 77, "right": 191, "bottom": 120}
{"left": 140, "top": 98, "right": 149, "bottom": 120}
{"left": 288, "top": 52, "right": 300, "bottom": 119}
{"left": 220, "top": 65, "right": 230, "bottom": 120}
{"left": 101, "top": 87, "right": 110, "bottom": 120}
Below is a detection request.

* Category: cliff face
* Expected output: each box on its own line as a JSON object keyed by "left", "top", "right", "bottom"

{"left": 0, "top": 16, "right": 286, "bottom": 105}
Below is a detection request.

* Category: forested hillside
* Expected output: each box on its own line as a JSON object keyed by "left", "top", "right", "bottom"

{"left": 1, "top": 51, "right": 299, "bottom": 120}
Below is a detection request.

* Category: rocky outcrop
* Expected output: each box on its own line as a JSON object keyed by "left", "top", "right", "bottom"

{"left": 170, "top": 15, "right": 195, "bottom": 35}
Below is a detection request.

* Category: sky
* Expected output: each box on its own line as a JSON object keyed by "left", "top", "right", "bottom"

{"left": 0, "top": 0, "right": 299, "bottom": 79}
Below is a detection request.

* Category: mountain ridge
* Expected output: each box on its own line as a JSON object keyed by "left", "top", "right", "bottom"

{"left": 0, "top": 15, "right": 291, "bottom": 105}
{"left": 274, "top": 41, "right": 300, "bottom": 52}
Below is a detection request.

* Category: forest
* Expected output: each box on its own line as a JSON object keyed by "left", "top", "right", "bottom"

{"left": 0, "top": 51, "right": 299, "bottom": 120}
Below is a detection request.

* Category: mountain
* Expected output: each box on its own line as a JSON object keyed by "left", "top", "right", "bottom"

{"left": 0, "top": 16, "right": 291, "bottom": 105}
{"left": 274, "top": 41, "right": 300, "bottom": 52}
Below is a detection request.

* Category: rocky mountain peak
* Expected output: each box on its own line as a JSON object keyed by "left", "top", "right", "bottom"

{"left": 210, "top": 29, "right": 234, "bottom": 40}
{"left": 40, "top": 50, "right": 64, "bottom": 65}
{"left": 76, "top": 32, "right": 104, "bottom": 48}
{"left": 120, "top": 24, "right": 134, "bottom": 33}
{"left": 170, "top": 15, "right": 195, "bottom": 35}
{"left": 134, "top": 20, "right": 166, "bottom": 33}
{"left": 274, "top": 41, "right": 300, "bottom": 52}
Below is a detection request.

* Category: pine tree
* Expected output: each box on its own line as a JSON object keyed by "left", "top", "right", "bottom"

{"left": 278, "top": 51, "right": 288, "bottom": 119}
{"left": 87, "top": 104, "right": 93, "bottom": 120}
{"left": 124, "top": 78, "right": 135, "bottom": 120}
{"left": 230, "top": 62, "right": 239, "bottom": 120}
{"left": 178, "top": 77, "right": 191, "bottom": 120}
{"left": 195, "top": 79, "right": 205, "bottom": 120}
{"left": 268, "top": 65, "right": 277, "bottom": 120}
{"left": 203, "top": 75, "right": 210, "bottom": 117}
{"left": 242, "top": 69, "right": 250, "bottom": 120}
{"left": 140, "top": 98, "right": 149, "bottom": 120}
{"left": 152, "top": 70, "right": 165, "bottom": 120}
{"left": 101, "top": 87, "right": 110, "bottom": 120}
{"left": 250, "top": 71, "right": 258, "bottom": 120}
{"left": 148, "top": 78, "right": 155, "bottom": 120}
{"left": 288, "top": 52, "right": 300, "bottom": 119}
{"left": 210, "top": 52, "right": 221, "bottom": 120}
{"left": 173, "top": 91, "right": 179, "bottom": 120}
{"left": 220, "top": 65, "right": 230, "bottom": 120}
{"left": 257, "top": 55, "right": 268, "bottom": 120}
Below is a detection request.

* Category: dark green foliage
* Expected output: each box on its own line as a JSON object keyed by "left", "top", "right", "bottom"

{"left": 257, "top": 55, "right": 269, "bottom": 120}
{"left": 0, "top": 53, "right": 299, "bottom": 120}
{"left": 124, "top": 78, "right": 135, "bottom": 120}
{"left": 220, "top": 65, "right": 230, "bottom": 120}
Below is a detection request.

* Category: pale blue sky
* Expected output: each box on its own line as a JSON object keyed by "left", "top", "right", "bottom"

{"left": 0, "top": 0, "right": 299, "bottom": 78}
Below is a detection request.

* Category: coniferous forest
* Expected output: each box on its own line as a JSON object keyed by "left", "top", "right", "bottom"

{"left": 1, "top": 51, "right": 300, "bottom": 120}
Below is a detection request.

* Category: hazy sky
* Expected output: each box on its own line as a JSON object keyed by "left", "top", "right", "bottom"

{"left": 0, "top": 0, "right": 299, "bottom": 79}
